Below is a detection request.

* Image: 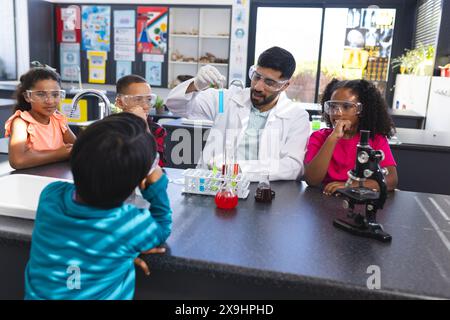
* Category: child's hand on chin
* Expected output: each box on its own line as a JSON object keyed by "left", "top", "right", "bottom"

{"left": 140, "top": 166, "right": 163, "bottom": 190}
{"left": 331, "top": 120, "right": 352, "bottom": 139}
{"left": 125, "top": 106, "right": 148, "bottom": 121}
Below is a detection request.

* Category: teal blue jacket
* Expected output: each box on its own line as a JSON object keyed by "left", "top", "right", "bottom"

{"left": 25, "top": 174, "right": 172, "bottom": 300}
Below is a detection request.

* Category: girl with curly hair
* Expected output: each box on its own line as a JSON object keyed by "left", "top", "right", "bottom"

{"left": 304, "top": 79, "right": 398, "bottom": 195}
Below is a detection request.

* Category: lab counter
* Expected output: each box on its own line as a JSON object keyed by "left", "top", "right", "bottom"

{"left": 389, "top": 109, "right": 425, "bottom": 129}
{"left": 391, "top": 128, "right": 450, "bottom": 195}
{"left": 0, "top": 158, "right": 450, "bottom": 299}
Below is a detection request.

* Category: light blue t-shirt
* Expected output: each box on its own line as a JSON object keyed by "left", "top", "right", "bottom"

{"left": 237, "top": 106, "right": 271, "bottom": 160}
{"left": 24, "top": 174, "right": 172, "bottom": 300}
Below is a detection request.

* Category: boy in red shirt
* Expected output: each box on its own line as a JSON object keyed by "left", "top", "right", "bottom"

{"left": 115, "top": 75, "right": 167, "bottom": 166}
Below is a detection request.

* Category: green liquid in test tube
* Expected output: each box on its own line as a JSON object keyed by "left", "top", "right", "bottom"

{"left": 311, "top": 115, "right": 321, "bottom": 131}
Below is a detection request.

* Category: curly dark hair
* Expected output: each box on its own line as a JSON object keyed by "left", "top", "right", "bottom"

{"left": 14, "top": 67, "right": 61, "bottom": 112}
{"left": 320, "top": 79, "right": 396, "bottom": 139}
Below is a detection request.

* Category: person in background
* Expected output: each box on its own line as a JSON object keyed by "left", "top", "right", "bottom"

{"left": 115, "top": 74, "right": 167, "bottom": 167}
{"left": 5, "top": 67, "right": 76, "bottom": 169}
{"left": 304, "top": 79, "right": 398, "bottom": 195}
{"left": 25, "top": 113, "right": 172, "bottom": 300}
{"left": 165, "top": 46, "right": 310, "bottom": 181}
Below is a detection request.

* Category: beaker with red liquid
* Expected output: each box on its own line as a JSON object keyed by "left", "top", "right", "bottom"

{"left": 215, "top": 182, "right": 238, "bottom": 209}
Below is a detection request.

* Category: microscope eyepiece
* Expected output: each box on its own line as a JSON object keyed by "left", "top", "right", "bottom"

{"left": 359, "top": 130, "right": 370, "bottom": 146}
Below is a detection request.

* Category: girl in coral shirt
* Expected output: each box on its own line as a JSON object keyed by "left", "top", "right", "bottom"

{"left": 5, "top": 67, "right": 76, "bottom": 169}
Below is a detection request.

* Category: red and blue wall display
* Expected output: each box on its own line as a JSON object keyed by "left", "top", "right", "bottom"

{"left": 136, "top": 6, "right": 168, "bottom": 54}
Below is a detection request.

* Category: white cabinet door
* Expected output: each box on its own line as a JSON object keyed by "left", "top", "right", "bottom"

{"left": 392, "top": 74, "right": 431, "bottom": 116}
{"left": 425, "top": 77, "right": 450, "bottom": 131}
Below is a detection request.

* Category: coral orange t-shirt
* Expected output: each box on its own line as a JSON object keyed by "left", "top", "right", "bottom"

{"left": 305, "top": 128, "right": 397, "bottom": 185}
{"left": 5, "top": 110, "right": 68, "bottom": 151}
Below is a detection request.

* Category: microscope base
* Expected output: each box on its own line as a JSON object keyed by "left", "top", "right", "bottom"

{"left": 333, "top": 218, "right": 392, "bottom": 242}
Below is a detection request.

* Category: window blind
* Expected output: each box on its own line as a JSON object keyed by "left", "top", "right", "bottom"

{"left": 414, "top": 0, "right": 442, "bottom": 48}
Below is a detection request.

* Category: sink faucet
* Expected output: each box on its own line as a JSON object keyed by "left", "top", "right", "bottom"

{"left": 70, "top": 89, "right": 111, "bottom": 121}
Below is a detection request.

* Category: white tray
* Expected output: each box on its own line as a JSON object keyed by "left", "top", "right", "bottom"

{"left": 182, "top": 168, "right": 250, "bottom": 199}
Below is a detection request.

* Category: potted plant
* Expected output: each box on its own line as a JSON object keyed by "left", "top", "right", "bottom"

{"left": 154, "top": 95, "right": 166, "bottom": 114}
{"left": 391, "top": 44, "right": 435, "bottom": 76}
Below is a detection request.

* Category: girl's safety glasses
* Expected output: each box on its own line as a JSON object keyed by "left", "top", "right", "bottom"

{"left": 324, "top": 100, "right": 363, "bottom": 115}
{"left": 25, "top": 90, "right": 66, "bottom": 102}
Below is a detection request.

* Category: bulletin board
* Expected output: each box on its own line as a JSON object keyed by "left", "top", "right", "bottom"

{"left": 55, "top": 3, "right": 169, "bottom": 87}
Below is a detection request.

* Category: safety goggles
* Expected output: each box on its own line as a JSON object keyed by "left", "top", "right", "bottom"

{"left": 25, "top": 90, "right": 66, "bottom": 102}
{"left": 118, "top": 93, "right": 157, "bottom": 107}
{"left": 324, "top": 100, "right": 362, "bottom": 115}
{"left": 248, "top": 65, "right": 288, "bottom": 91}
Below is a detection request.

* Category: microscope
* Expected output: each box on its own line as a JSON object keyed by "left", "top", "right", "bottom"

{"left": 333, "top": 130, "right": 392, "bottom": 242}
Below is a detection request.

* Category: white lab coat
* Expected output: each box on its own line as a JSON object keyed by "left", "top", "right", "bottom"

{"left": 165, "top": 79, "right": 310, "bottom": 181}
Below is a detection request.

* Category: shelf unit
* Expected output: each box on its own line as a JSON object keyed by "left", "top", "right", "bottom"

{"left": 168, "top": 7, "right": 231, "bottom": 88}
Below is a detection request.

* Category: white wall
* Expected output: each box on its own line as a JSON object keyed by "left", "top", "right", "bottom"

{"left": 15, "top": 0, "right": 30, "bottom": 78}
{"left": 0, "top": 0, "right": 17, "bottom": 79}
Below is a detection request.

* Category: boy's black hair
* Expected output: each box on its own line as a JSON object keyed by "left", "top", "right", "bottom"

{"left": 14, "top": 67, "right": 61, "bottom": 112}
{"left": 257, "top": 46, "right": 296, "bottom": 79}
{"left": 70, "top": 113, "right": 157, "bottom": 209}
{"left": 320, "top": 79, "right": 396, "bottom": 138}
{"left": 116, "top": 74, "right": 147, "bottom": 94}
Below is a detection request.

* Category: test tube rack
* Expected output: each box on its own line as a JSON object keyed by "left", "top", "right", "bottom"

{"left": 182, "top": 168, "right": 250, "bottom": 199}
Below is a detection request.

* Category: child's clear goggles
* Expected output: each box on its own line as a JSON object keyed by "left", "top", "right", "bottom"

{"left": 324, "top": 100, "right": 362, "bottom": 115}
{"left": 25, "top": 90, "right": 66, "bottom": 102}
{"left": 248, "top": 65, "right": 288, "bottom": 91}
{"left": 118, "top": 93, "right": 157, "bottom": 107}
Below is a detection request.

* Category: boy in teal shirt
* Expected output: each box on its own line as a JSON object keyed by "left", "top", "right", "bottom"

{"left": 25, "top": 113, "right": 172, "bottom": 299}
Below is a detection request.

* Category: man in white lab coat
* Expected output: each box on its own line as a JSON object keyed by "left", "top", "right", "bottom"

{"left": 165, "top": 46, "right": 310, "bottom": 181}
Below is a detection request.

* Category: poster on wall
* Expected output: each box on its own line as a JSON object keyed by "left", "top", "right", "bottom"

{"left": 343, "top": 8, "right": 395, "bottom": 93}
{"left": 114, "top": 45, "right": 135, "bottom": 61}
{"left": 229, "top": 0, "right": 250, "bottom": 86}
{"left": 60, "top": 43, "right": 80, "bottom": 81}
{"left": 87, "top": 50, "right": 107, "bottom": 83}
{"left": 113, "top": 10, "right": 136, "bottom": 62}
{"left": 82, "top": 5, "right": 111, "bottom": 52}
{"left": 116, "top": 61, "right": 132, "bottom": 82}
{"left": 136, "top": 7, "right": 168, "bottom": 54}
{"left": 145, "top": 61, "right": 162, "bottom": 86}
{"left": 56, "top": 5, "right": 81, "bottom": 43}
{"left": 114, "top": 28, "right": 135, "bottom": 44}
{"left": 143, "top": 54, "right": 164, "bottom": 62}
{"left": 114, "top": 10, "right": 135, "bottom": 28}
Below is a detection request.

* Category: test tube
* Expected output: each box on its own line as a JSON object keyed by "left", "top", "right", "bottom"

{"left": 218, "top": 89, "right": 224, "bottom": 114}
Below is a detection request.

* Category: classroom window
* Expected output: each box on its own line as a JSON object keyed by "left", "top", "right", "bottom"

{"left": 252, "top": 5, "right": 397, "bottom": 103}
{"left": 0, "top": 0, "right": 17, "bottom": 80}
